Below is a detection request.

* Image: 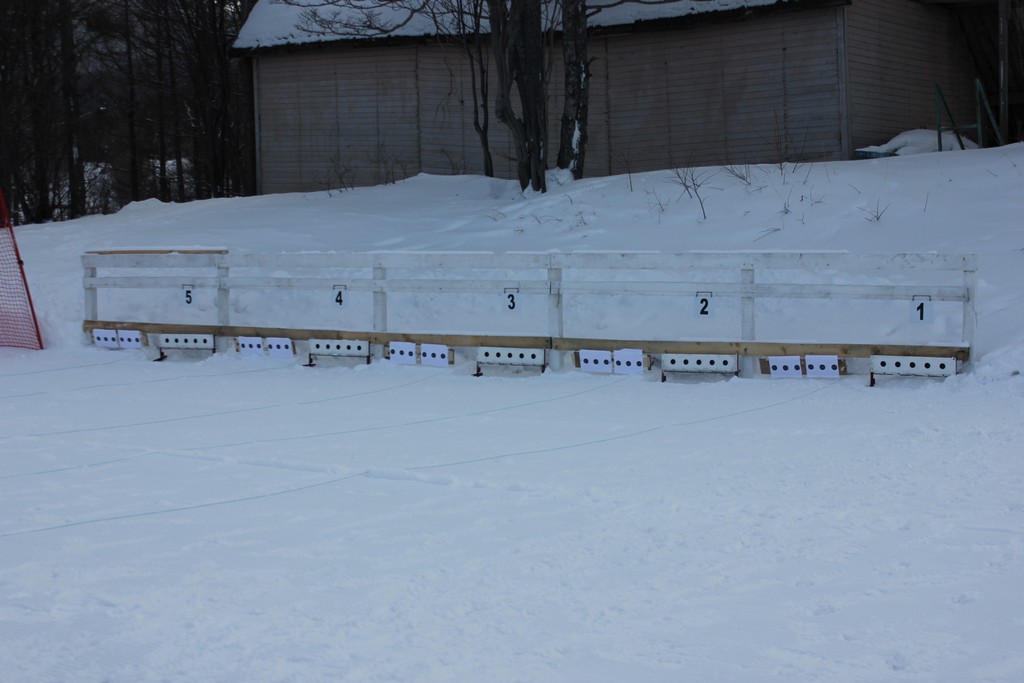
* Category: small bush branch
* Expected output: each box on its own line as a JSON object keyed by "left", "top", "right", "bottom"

{"left": 669, "top": 166, "right": 717, "bottom": 220}
{"left": 860, "top": 199, "right": 891, "bottom": 222}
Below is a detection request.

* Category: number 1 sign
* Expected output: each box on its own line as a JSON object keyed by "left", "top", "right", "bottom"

{"left": 912, "top": 298, "right": 932, "bottom": 323}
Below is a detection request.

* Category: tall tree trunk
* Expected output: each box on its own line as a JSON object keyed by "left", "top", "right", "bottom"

{"left": 166, "top": 5, "right": 188, "bottom": 202}
{"left": 28, "top": 6, "right": 53, "bottom": 223}
{"left": 59, "top": 0, "right": 86, "bottom": 218}
{"left": 557, "top": 0, "right": 589, "bottom": 180}
{"left": 465, "top": 6, "right": 494, "bottom": 178}
{"left": 513, "top": 0, "right": 547, "bottom": 191}
{"left": 123, "top": 0, "right": 141, "bottom": 201}
{"left": 156, "top": 11, "right": 170, "bottom": 201}
{"left": 488, "top": 0, "right": 547, "bottom": 192}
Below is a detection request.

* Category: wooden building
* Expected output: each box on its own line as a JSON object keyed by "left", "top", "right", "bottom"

{"left": 235, "top": 0, "right": 989, "bottom": 193}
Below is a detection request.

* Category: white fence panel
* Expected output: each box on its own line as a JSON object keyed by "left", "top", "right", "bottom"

{"left": 82, "top": 250, "right": 976, "bottom": 368}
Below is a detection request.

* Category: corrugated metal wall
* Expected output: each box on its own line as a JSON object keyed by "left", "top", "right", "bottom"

{"left": 256, "top": 47, "right": 420, "bottom": 192}
{"left": 845, "top": 0, "right": 977, "bottom": 151}
{"left": 252, "top": 1, "right": 974, "bottom": 194}
{"left": 593, "top": 7, "right": 844, "bottom": 175}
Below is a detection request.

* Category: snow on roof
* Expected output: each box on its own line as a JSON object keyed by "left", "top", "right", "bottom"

{"left": 235, "top": 0, "right": 791, "bottom": 50}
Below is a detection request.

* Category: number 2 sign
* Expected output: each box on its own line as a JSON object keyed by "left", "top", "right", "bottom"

{"left": 695, "top": 293, "right": 712, "bottom": 318}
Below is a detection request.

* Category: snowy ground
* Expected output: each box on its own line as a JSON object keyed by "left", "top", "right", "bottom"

{"left": 2, "top": 141, "right": 1023, "bottom": 682}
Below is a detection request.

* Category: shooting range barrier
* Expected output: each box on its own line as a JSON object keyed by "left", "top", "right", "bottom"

{"left": 82, "top": 250, "right": 976, "bottom": 383}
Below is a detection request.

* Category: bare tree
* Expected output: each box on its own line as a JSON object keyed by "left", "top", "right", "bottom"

{"left": 1, "top": 0, "right": 256, "bottom": 223}
{"left": 282, "top": 0, "right": 699, "bottom": 189}
{"left": 487, "top": 0, "right": 548, "bottom": 191}
{"left": 59, "top": 0, "right": 87, "bottom": 217}
{"left": 284, "top": 0, "right": 498, "bottom": 178}
{"left": 556, "top": 0, "right": 587, "bottom": 179}
{"left": 451, "top": 0, "right": 494, "bottom": 177}
{"left": 286, "top": 0, "right": 554, "bottom": 191}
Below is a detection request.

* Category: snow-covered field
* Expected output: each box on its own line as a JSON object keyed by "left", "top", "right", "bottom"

{"left": 3, "top": 140, "right": 1023, "bottom": 682}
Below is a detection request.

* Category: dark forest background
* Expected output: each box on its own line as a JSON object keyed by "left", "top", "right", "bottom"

{"left": 0, "top": 0, "right": 257, "bottom": 224}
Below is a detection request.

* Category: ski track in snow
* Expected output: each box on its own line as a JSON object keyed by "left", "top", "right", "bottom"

{"left": 3, "top": 146, "right": 1024, "bottom": 681}
{"left": 1, "top": 350, "right": 1022, "bottom": 683}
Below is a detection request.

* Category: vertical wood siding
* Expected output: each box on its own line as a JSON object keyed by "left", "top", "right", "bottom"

{"left": 257, "top": 46, "right": 418, "bottom": 192}
{"left": 253, "top": 2, "right": 971, "bottom": 194}
{"left": 602, "top": 8, "right": 844, "bottom": 175}
{"left": 845, "top": 0, "right": 977, "bottom": 151}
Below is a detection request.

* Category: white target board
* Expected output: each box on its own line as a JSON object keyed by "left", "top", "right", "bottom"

{"left": 805, "top": 354, "right": 841, "bottom": 379}
{"left": 477, "top": 347, "right": 545, "bottom": 367}
{"left": 613, "top": 348, "right": 645, "bottom": 374}
{"left": 266, "top": 337, "right": 294, "bottom": 358}
{"left": 871, "top": 355, "right": 956, "bottom": 378}
{"left": 237, "top": 336, "right": 264, "bottom": 356}
{"left": 661, "top": 353, "right": 737, "bottom": 374}
{"left": 116, "top": 330, "right": 144, "bottom": 349}
{"left": 389, "top": 341, "right": 417, "bottom": 365}
{"left": 420, "top": 343, "right": 450, "bottom": 367}
{"left": 579, "top": 349, "right": 613, "bottom": 374}
{"left": 766, "top": 356, "right": 803, "bottom": 379}
{"left": 309, "top": 339, "right": 369, "bottom": 358}
{"left": 92, "top": 329, "right": 120, "bottom": 348}
{"left": 159, "top": 334, "right": 214, "bottom": 350}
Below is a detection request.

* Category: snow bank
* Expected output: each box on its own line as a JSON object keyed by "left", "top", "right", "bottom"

{"left": 857, "top": 129, "right": 980, "bottom": 157}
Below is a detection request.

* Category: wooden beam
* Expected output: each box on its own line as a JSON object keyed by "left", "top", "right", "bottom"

{"left": 82, "top": 321, "right": 550, "bottom": 350}
{"left": 84, "top": 249, "right": 229, "bottom": 255}
{"left": 551, "top": 337, "right": 969, "bottom": 361}
{"left": 83, "top": 320, "right": 969, "bottom": 362}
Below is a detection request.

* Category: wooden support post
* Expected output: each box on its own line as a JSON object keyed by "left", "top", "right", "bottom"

{"left": 216, "top": 254, "right": 230, "bottom": 327}
{"left": 740, "top": 266, "right": 756, "bottom": 376}
{"left": 962, "top": 259, "right": 978, "bottom": 370}
{"left": 83, "top": 262, "right": 98, "bottom": 322}
{"left": 373, "top": 265, "right": 388, "bottom": 360}
{"left": 547, "top": 264, "right": 563, "bottom": 371}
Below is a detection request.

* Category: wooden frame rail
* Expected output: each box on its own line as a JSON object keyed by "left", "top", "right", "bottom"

{"left": 82, "top": 249, "right": 976, "bottom": 370}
